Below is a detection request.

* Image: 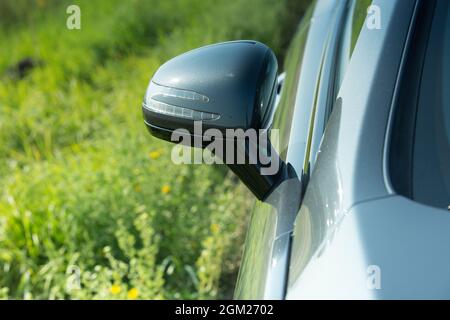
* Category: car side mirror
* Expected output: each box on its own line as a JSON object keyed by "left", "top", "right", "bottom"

{"left": 142, "top": 40, "right": 282, "bottom": 200}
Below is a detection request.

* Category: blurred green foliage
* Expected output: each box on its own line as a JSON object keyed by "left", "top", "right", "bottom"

{"left": 0, "top": 0, "right": 308, "bottom": 299}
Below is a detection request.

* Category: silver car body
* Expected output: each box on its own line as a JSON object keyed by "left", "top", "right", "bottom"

{"left": 236, "top": 0, "right": 450, "bottom": 299}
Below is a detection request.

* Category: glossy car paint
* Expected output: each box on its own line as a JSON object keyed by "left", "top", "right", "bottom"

{"left": 143, "top": 41, "right": 280, "bottom": 200}
{"left": 235, "top": 0, "right": 450, "bottom": 300}
{"left": 286, "top": 0, "right": 450, "bottom": 299}
{"left": 234, "top": 0, "right": 348, "bottom": 299}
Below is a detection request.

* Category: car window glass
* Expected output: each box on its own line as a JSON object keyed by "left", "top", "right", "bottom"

{"left": 271, "top": 5, "right": 314, "bottom": 158}
{"left": 412, "top": 0, "right": 450, "bottom": 208}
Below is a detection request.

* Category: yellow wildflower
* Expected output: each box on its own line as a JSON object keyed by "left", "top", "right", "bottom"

{"left": 210, "top": 223, "right": 220, "bottom": 234}
{"left": 161, "top": 185, "right": 171, "bottom": 194}
{"left": 110, "top": 284, "right": 121, "bottom": 295}
{"left": 127, "top": 288, "right": 139, "bottom": 299}
{"left": 149, "top": 150, "right": 161, "bottom": 160}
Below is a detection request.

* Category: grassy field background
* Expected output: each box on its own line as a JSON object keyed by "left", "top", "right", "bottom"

{"left": 0, "top": 0, "right": 307, "bottom": 299}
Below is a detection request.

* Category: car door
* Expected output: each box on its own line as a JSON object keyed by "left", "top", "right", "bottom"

{"left": 234, "top": 0, "right": 349, "bottom": 299}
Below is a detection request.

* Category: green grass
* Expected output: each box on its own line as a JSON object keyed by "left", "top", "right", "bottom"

{"left": 0, "top": 0, "right": 306, "bottom": 299}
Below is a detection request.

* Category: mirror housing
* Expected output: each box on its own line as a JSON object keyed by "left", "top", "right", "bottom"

{"left": 142, "top": 40, "right": 282, "bottom": 200}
